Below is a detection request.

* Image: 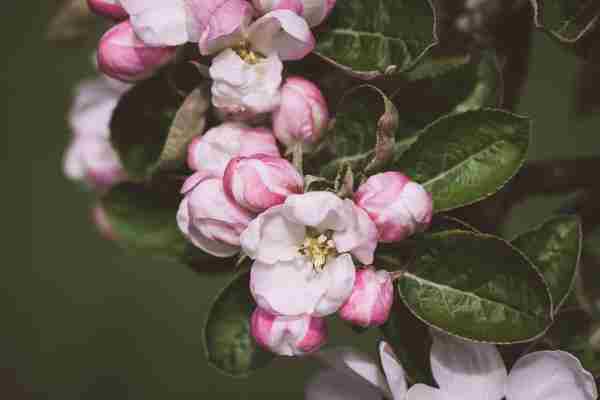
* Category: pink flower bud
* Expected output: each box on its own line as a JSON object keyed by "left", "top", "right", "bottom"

{"left": 177, "top": 175, "right": 254, "bottom": 257}
{"left": 273, "top": 76, "right": 329, "bottom": 149}
{"left": 223, "top": 155, "right": 303, "bottom": 213}
{"left": 354, "top": 172, "right": 433, "bottom": 243}
{"left": 97, "top": 21, "right": 177, "bottom": 83}
{"left": 187, "top": 122, "right": 280, "bottom": 178}
{"left": 252, "top": 0, "right": 336, "bottom": 27}
{"left": 251, "top": 308, "right": 327, "bottom": 356}
{"left": 87, "top": 0, "right": 128, "bottom": 20}
{"left": 338, "top": 267, "right": 393, "bottom": 328}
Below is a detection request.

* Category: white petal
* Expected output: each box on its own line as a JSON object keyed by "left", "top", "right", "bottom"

{"left": 317, "top": 347, "right": 391, "bottom": 397}
{"left": 282, "top": 192, "right": 348, "bottom": 232}
{"left": 379, "top": 342, "right": 408, "bottom": 400}
{"left": 314, "top": 254, "right": 356, "bottom": 316}
{"left": 250, "top": 259, "right": 326, "bottom": 316}
{"left": 406, "top": 384, "right": 460, "bottom": 400}
{"left": 240, "top": 206, "right": 305, "bottom": 264}
{"left": 120, "top": 0, "right": 189, "bottom": 45}
{"left": 430, "top": 332, "right": 507, "bottom": 400}
{"left": 506, "top": 351, "right": 598, "bottom": 400}
{"left": 305, "top": 369, "right": 382, "bottom": 400}
{"left": 334, "top": 200, "right": 378, "bottom": 265}
{"left": 248, "top": 10, "right": 315, "bottom": 60}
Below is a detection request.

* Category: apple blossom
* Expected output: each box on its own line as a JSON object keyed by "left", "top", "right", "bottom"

{"left": 251, "top": 307, "right": 327, "bottom": 356}
{"left": 307, "top": 334, "right": 598, "bottom": 400}
{"left": 273, "top": 76, "right": 329, "bottom": 150}
{"left": 64, "top": 136, "right": 126, "bottom": 190}
{"left": 97, "top": 21, "right": 177, "bottom": 83}
{"left": 355, "top": 172, "right": 433, "bottom": 243}
{"left": 205, "top": 10, "right": 315, "bottom": 119}
{"left": 177, "top": 175, "right": 254, "bottom": 257}
{"left": 118, "top": 0, "right": 253, "bottom": 47}
{"left": 241, "top": 191, "right": 378, "bottom": 317}
{"left": 224, "top": 155, "right": 304, "bottom": 213}
{"left": 338, "top": 267, "right": 393, "bottom": 328}
{"left": 187, "top": 122, "right": 280, "bottom": 178}
{"left": 209, "top": 50, "right": 284, "bottom": 120}
{"left": 307, "top": 343, "right": 406, "bottom": 400}
{"left": 252, "top": 0, "right": 337, "bottom": 27}
{"left": 63, "top": 75, "right": 129, "bottom": 189}
{"left": 87, "top": 0, "right": 128, "bottom": 20}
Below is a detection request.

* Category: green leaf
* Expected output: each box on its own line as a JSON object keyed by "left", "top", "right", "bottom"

{"left": 319, "top": 85, "right": 398, "bottom": 178}
{"left": 110, "top": 69, "right": 207, "bottom": 181}
{"left": 393, "top": 109, "right": 531, "bottom": 212}
{"left": 381, "top": 297, "right": 433, "bottom": 385}
{"left": 545, "top": 309, "right": 600, "bottom": 378}
{"left": 392, "top": 51, "right": 502, "bottom": 137}
{"left": 101, "top": 181, "right": 221, "bottom": 269}
{"left": 156, "top": 85, "right": 210, "bottom": 172}
{"left": 426, "top": 215, "right": 480, "bottom": 235}
{"left": 204, "top": 271, "right": 274, "bottom": 377}
{"left": 315, "top": 0, "right": 437, "bottom": 79}
{"left": 531, "top": 0, "right": 600, "bottom": 42}
{"left": 397, "top": 230, "right": 552, "bottom": 343}
{"left": 512, "top": 215, "right": 582, "bottom": 315}
{"left": 530, "top": 0, "right": 600, "bottom": 59}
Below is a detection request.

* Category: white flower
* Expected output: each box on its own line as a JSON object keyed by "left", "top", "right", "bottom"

{"left": 209, "top": 49, "right": 283, "bottom": 119}
{"left": 306, "top": 333, "right": 598, "bottom": 400}
{"left": 204, "top": 9, "right": 315, "bottom": 119}
{"left": 240, "top": 191, "right": 378, "bottom": 317}
{"left": 63, "top": 75, "right": 130, "bottom": 189}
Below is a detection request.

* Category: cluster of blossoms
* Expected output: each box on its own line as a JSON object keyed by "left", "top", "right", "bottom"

{"left": 91, "top": 0, "right": 331, "bottom": 121}
{"left": 68, "top": 0, "right": 435, "bottom": 358}
{"left": 177, "top": 124, "right": 432, "bottom": 356}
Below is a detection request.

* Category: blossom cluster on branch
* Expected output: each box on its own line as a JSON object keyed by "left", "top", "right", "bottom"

{"left": 56, "top": 0, "right": 600, "bottom": 395}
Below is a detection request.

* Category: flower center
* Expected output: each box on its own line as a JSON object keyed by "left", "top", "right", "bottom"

{"left": 233, "top": 41, "right": 264, "bottom": 65}
{"left": 299, "top": 231, "right": 337, "bottom": 271}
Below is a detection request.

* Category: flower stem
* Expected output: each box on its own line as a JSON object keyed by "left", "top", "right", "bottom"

{"left": 293, "top": 143, "right": 304, "bottom": 175}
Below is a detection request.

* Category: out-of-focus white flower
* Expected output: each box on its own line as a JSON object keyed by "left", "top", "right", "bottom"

{"left": 241, "top": 191, "right": 378, "bottom": 317}
{"left": 306, "top": 333, "right": 598, "bottom": 400}
{"left": 63, "top": 75, "right": 130, "bottom": 190}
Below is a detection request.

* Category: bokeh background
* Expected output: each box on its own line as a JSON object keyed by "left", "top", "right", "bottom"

{"left": 5, "top": 2, "right": 600, "bottom": 399}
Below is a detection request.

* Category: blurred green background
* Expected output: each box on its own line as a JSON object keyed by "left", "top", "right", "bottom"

{"left": 5, "top": 2, "right": 600, "bottom": 399}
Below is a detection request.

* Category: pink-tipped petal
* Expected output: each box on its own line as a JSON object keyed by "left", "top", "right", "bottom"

{"left": 223, "top": 155, "right": 303, "bottom": 213}
{"left": 339, "top": 267, "right": 393, "bottom": 328}
{"left": 248, "top": 10, "right": 315, "bottom": 60}
{"left": 251, "top": 308, "right": 327, "bottom": 356}
{"left": 87, "top": 0, "right": 128, "bottom": 20}
{"left": 119, "top": 0, "right": 189, "bottom": 46}
{"left": 186, "top": 122, "right": 280, "bottom": 177}
{"left": 273, "top": 76, "right": 329, "bottom": 149}
{"left": 97, "top": 21, "right": 177, "bottom": 82}
{"left": 198, "top": 0, "right": 255, "bottom": 55}
{"left": 355, "top": 172, "right": 432, "bottom": 243}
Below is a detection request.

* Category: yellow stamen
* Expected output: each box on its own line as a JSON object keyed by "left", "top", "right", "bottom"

{"left": 233, "top": 41, "right": 263, "bottom": 65}
{"left": 299, "top": 232, "right": 338, "bottom": 271}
